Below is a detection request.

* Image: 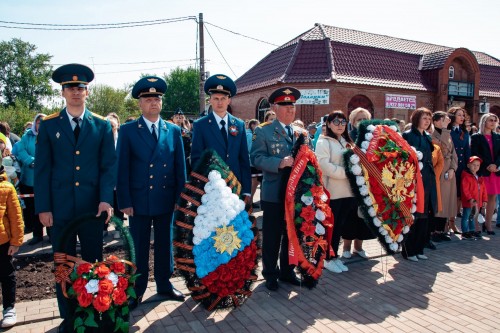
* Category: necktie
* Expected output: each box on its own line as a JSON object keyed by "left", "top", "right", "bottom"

{"left": 151, "top": 123, "right": 158, "bottom": 142}
{"left": 285, "top": 125, "right": 293, "bottom": 140}
{"left": 220, "top": 119, "right": 228, "bottom": 146}
{"left": 72, "top": 117, "right": 80, "bottom": 141}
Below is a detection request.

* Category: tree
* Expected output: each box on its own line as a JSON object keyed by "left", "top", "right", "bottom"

{"left": 162, "top": 67, "right": 200, "bottom": 119}
{"left": 86, "top": 84, "right": 140, "bottom": 123}
{"left": 0, "top": 38, "right": 55, "bottom": 109}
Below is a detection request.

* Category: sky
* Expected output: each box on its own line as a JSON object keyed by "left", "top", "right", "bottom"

{"left": 1, "top": 0, "right": 499, "bottom": 90}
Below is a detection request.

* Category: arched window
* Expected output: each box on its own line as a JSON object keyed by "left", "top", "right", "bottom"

{"left": 448, "top": 66, "right": 455, "bottom": 79}
{"left": 257, "top": 98, "right": 270, "bottom": 123}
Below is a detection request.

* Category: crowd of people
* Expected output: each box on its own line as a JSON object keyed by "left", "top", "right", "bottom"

{"left": 0, "top": 63, "right": 498, "bottom": 331}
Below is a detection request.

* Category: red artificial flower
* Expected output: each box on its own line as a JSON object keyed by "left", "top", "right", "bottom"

{"left": 310, "top": 185, "right": 324, "bottom": 197}
{"left": 300, "top": 221, "right": 316, "bottom": 237}
{"left": 300, "top": 205, "right": 316, "bottom": 222}
{"left": 94, "top": 264, "right": 111, "bottom": 278}
{"left": 107, "top": 255, "right": 119, "bottom": 261}
{"left": 98, "top": 279, "right": 114, "bottom": 295}
{"left": 76, "top": 263, "right": 93, "bottom": 276}
{"left": 77, "top": 291, "right": 93, "bottom": 308}
{"left": 112, "top": 288, "right": 127, "bottom": 306}
{"left": 72, "top": 277, "right": 87, "bottom": 294}
{"left": 110, "top": 261, "right": 125, "bottom": 274}
{"left": 117, "top": 276, "right": 128, "bottom": 290}
{"left": 93, "top": 294, "right": 112, "bottom": 313}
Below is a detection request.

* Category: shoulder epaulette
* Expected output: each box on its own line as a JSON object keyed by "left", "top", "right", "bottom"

{"left": 42, "top": 112, "right": 60, "bottom": 121}
{"left": 91, "top": 112, "right": 106, "bottom": 121}
{"left": 258, "top": 121, "right": 272, "bottom": 127}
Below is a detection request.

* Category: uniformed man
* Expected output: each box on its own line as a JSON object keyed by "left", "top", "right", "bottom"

{"left": 191, "top": 74, "right": 251, "bottom": 202}
{"left": 250, "top": 86, "right": 303, "bottom": 291}
{"left": 116, "top": 76, "right": 186, "bottom": 308}
{"left": 34, "top": 63, "right": 116, "bottom": 332}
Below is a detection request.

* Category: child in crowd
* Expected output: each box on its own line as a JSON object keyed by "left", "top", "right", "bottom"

{"left": 0, "top": 153, "right": 24, "bottom": 328}
{"left": 461, "top": 156, "right": 487, "bottom": 240}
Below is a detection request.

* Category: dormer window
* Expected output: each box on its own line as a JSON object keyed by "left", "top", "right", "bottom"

{"left": 449, "top": 66, "right": 455, "bottom": 79}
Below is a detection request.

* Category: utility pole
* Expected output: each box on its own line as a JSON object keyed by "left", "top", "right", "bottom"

{"left": 199, "top": 13, "right": 206, "bottom": 115}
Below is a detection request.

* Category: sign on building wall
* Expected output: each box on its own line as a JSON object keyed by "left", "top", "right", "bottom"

{"left": 385, "top": 94, "right": 417, "bottom": 109}
{"left": 296, "top": 89, "right": 330, "bottom": 105}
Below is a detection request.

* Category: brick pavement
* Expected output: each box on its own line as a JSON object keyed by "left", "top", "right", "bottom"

{"left": 7, "top": 230, "right": 500, "bottom": 332}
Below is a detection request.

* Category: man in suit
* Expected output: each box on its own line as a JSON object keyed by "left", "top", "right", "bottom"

{"left": 34, "top": 63, "right": 116, "bottom": 332}
{"left": 116, "top": 76, "right": 186, "bottom": 308}
{"left": 250, "top": 87, "right": 303, "bottom": 291}
{"left": 190, "top": 74, "right": 251, "bottom": 202}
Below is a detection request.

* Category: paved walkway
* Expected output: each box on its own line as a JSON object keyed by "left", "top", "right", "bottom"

{"left": 7, "top": 229, "right": 500, "bottom": 332}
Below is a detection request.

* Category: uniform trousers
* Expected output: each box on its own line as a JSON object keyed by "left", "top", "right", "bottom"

{"left": 0, "top": 242, "right": 16, "bottom": 309}
{"left": 19, "top": 183, "right": 43, "bottom": 238}
{"left": 261, "top": 201, "right": 294, "bottom": 281}
{"left": 129, "top": 213, "right": 174, "bottom": 298}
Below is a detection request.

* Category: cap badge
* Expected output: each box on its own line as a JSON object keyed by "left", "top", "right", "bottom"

{"left": 216, "top": 75, "right": 226, "bottom": 80}
{"left": 283, "top": 89, "right": 292, "bottom": 95}
{"left": 72, "top": 75, "right": 78, "bottom": 81}
{"left": 284, "top": 97, "right": 291, "bottom": 101}
{"left": 147, "top": 78, "right": 158, "bottom": 82}
{"left": 149, "top": 87, "right": 157, "bottom": 92}
{"left": 216, "top": 85, "right": 224, "bottom": 90}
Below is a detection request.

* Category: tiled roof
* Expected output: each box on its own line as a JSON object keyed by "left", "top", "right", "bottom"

{"left": 235, "top": 24, "right": 500, "bottom": 93}
{"left": 479, "top": 65, "right": 500, "bottom": 98}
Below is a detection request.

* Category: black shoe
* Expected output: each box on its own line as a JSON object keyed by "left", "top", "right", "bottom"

{"left": 252, "top": 202, "right": 260, "bottom": 208}
{"left": 278, "top": 275, "right": 302, "bottom": 286}
{"left": 58, "top": 320, "right": 68, "bottom": 333}
{"left": 462, "top": 232, "right": 473, "bottom": 240}
{"left": 265, "top": 279, "right": 279, "bottom": 291}
{"left": 425, "top": 241, "right": 437, "bottom": 250}
{"left": 28, "top": 236, "right": 43, "bottom": 246}
{"left": 439, "top": 233, "right": 452, "bottom": 241}
{"left": 158, "top": 287, "right": 185, "bottom": 301}
{"left": 487, "top": 230, "right": 496, "bottom": 235}
{"left": 431, "top": 234, "right": 442, "bottom": 242}
{"left": 128, "top": 295, "right": 142, "bottom": 310}
{"left": 474, "top": 231, "right": 484, "bottom": 239}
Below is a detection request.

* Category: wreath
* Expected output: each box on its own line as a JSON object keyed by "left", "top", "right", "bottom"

{"left": 344, "top": 120, "right": 424, "bottom": 253}
{"left": 174, "top": 149, "right": 259, "bottom": 310}
{"left": 284, "top": 134, "right": 334, "bottom": 288}
{"left": 54, "top": 214, "right": 137, "bottom": 333}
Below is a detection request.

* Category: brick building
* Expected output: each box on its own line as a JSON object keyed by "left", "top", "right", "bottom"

{"left": 231, "top": 24, "right": 500, "bottom": 126}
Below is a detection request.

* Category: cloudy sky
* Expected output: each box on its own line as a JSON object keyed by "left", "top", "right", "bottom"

{"left": 1, "top": 0, "right": 498, "bottom": 89}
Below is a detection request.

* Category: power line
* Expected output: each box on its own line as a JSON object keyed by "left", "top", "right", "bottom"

{"left": 52, "top": 59, "right": 199, "bottom": 66}
{"left": 205, "top": 22, "right": 279, "bottom": 47}
{"left": 0, "top": 17, "right": 195, "bottom": 30}
{"left": 95, "top": 62, "right": 198, "bottom": 75}
{"left": 204, "top": 24, "right": 237, "bottom": 78}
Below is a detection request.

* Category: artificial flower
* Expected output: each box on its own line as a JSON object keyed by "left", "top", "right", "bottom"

{"left": 300, "top": 205, "right": 316, "bottom": 222}
{"left": 98, "top": 279, "right": 114, "bottom": 295}
{"left": 77, "top": 291, "right": 93, "bottom": 308}
{"left": 350, "top": 154, "right": 360, "bottom": 165}
{"left": 76, "top": 263, "right": 93, "bottom": 276}
{"left": 95, "top": 264, "right": 111, "bottom": 278}
{"left": 315, "top": 223, "right": 325, "bottom": 235}
{"left": 301, "top": 194, "right": 314, "bottom": 206}
{"left": 72, "top": 277, "right": 87, "bottom": 293}
{"left": 352, "top": 164, "right": 362, "bottom": 176}
{"left": 110, "top": 261, "right": 125, "bottom": 274}
{"left": 315, "top": 209, "right": 326, "bottom": 221}
{"left": 300, "top": 221, "right": 316, "bottom": 237}
{"left": 361, "top": 141, "right": 370, "bottom": 150}
{"left": 112, "top": 288, "right": 127, "bottom": 306}
{"left": 85, "top": 279, "right": 99, "bottom": 294}
{"left": 367, "top": 125, "right": 375, "bottom": 132}
{"left": 108, "top": 272, "right": 119, "bottom": 287}
{"left": 365, "top": 132, "right": 374, "bottom": 141}
{"left": 93, "top": 294, "right": 112, "bottom": 313}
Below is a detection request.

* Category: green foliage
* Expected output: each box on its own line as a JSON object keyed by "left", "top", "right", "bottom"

{"left": 0, "top": 99, "right": 58, "bottom": 136}
{"left": 162, "top": 67, "right": 200, "bottom": 119}
{"left": 86, "top": 84, "right": 140, "bottom": 123}
{"left": 0, "top": 38, "right": 55, "bottom": 109}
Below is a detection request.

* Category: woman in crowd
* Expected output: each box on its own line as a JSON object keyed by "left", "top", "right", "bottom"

{"left": 402, "top": 107, "right": 438, "bottom": 261}
{"left": 264, "top": 110, "right": 276, "bottom": 123}
{"left": 343, "top": 107, "right": 374, "bottom": 259}
{"left": 315, "top": 111, "right": 353, "bottom": 273}
{"left": 246, "top": 119, "right": 261, "bottom": 208}
{"left": 15, "top": 113, "right": 47, "bottom": 245}
{"left": 471, "top": 113, "right": 500, "bottom": 235}
{"left": 448, "top": 107, "right": 471, "bottom": 233}
{"left": 431, "top": 111, "right": 458, "bottom": 242}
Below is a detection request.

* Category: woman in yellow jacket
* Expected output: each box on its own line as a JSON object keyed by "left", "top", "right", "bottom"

{"left": 0, "top": 158, "right": 24, "bottom": 328}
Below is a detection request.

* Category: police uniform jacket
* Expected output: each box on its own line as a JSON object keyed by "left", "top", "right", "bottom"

{"left": 250, "top": 120, "right": 295, "bottom": 203}
{"left": 116, "top": 117, "right": 186, "bottom": 216}
{"left": 191, "top": 112, "right": 251, "bottom": 194}
{"left": 471, "top": 132, "right": 500, "bottom": 177}
{"left": 34, "top": 109, "right": 116, "bottom": 221}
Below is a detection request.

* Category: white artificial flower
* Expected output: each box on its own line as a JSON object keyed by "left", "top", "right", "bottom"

{"left": 352, "top": 164, "right": 363, "bottom": 176}
{"left": 350, "top": 154, "right": 360, "bottom": 165}
{"left": 361, "top": 148, "right": 367, "bottom": 153}
{"left": 359, "top": 185, "right": 369, "bottom": 196}
{"left": 108, "top": 272, "right": 119, "bottom": 287}
{"left": 201, "top": 195, "right": 209, "bottom": 204}
{"left": 85, "top": 279, "right": 99, "bottom": 294}
{"left": 301, "top": 194, "right": 314, "bottom": 206}
{"left": 315, "top": 209, "right": 326, "bottom": 221}
{"left": 361, "top": 141, "right": 370, "bottom": 150}
{"left": 315, "top": 223, "right": 325, "bottom": 235}
{"left": 368, "top": 207, "right": 376, "bottom": 217}
{"left": 416, "top": 151, "right": 423, "bottom": 161}
{"left": 197, "top": 205, "right": 207, "bottom": 215}
{"left": 419, "top": 162, "right": 424, "bottom": 170}
{"left": 411, "top": 204, "right": 417, "bottom": 213}
{"left": 411, "top": 146, "right": 418, "bottom": 154}
{"left": 365, "top": 133, "right": 374, "bottom": 141}
{"left": 379, "top": 227, "right": 388, "bottom": 235}
{"left": 321, "top": 193, "right": 328, "bottom": 202}
{"left": 403, "top": 225, "right": 410, "bottom": 234}
{"left": 193, "top": 236, "right": 201, "bottom": 245}
{"left": 389, "top": 243, "right": 399, "bottom": 251}
{"left": 385, "top": 235, "right": 393, "bottom": 243}
{"left": 373, "top": 217, "right": 382, "bottom": 227}
{"left": 389, "top": 125, "right": 398, "bottom": 132}
{"left": 364, "top": 196, "right": 373, "bottom": 206}
{"left": 208, "top": 170, "right": 222, "bottom": 181}
{"left": 356, "top": 176, "right": 365, "bottom": 186}
{"left": 203, "top": 182, "right": 213, "bottom": 193}
{"left": 397, "top": 234, "right": 404, "bottom": 242}
{"left": 214, "top": 179, "right": 227, "bottom": 190}
{"left": 367, "top": 125, "right": 375, "bottom": 132}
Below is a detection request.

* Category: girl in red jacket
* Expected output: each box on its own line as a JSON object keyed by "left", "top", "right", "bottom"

{"left": 461, "top": 156, "right": 488, "bottom": 239}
